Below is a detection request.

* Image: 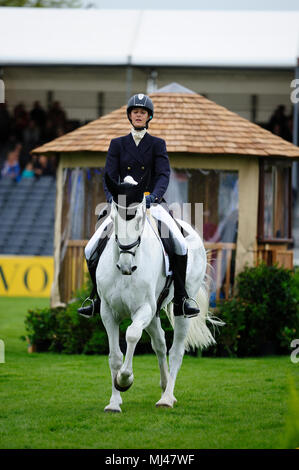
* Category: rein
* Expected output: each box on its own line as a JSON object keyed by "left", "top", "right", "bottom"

{"left": 113, "top": 199, "right": 140, "bottom": 221}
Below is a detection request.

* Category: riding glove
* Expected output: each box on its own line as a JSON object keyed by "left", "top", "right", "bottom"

{"left": 145, "top": 194, "right": 157, "bottom": 208}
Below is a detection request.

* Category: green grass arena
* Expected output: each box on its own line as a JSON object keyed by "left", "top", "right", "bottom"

{"left": 0, "top": 297, "right": 298, "bottom": 449}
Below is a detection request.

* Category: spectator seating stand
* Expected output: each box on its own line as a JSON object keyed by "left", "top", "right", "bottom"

{"left": 0, "top": 176, "right": 56, "bottom": 256}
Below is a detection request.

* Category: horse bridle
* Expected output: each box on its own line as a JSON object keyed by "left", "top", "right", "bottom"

{"left": 115, "top": 234, "right": 141, "bottom": 257}
{"left": 113, "top": 199, "right": 144, "bottom": 257}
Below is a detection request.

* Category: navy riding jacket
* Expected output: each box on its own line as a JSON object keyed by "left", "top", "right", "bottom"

{"left": 103, "top": 132, "right": 170, "bottom": 202}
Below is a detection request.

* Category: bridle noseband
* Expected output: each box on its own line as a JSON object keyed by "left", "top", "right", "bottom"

{"left": 115, "top": 234, "right": 141, "bottom": 257}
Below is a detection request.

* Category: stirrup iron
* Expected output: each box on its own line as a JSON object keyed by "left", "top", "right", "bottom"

{"left": 78, "top": 297, "right": 95, "bottom": 318}
{"left": 183, "top": 297, "right": 200, "bottom": 318}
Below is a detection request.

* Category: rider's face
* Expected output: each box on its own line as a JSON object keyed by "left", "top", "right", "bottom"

{"left": 130, "top": 108, "right": 149, "bottom": 128}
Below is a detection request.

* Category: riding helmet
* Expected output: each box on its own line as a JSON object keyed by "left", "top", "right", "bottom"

{"left": 127, "top": 94, "right": 154, "bottom": 127}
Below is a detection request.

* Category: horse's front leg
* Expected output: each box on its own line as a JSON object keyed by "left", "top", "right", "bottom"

{"left": 156, "top": 315, "right": 190, "bottom": 408}
{"left": 115, "top": 303, "right": 153, "bottom": 392}
{"left": 100, "top": 300, "right": 123, "bottom": 413}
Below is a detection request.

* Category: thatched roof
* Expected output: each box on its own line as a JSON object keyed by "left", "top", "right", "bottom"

{"left": 33, "top": 88, "right": 299, "bottom": 159}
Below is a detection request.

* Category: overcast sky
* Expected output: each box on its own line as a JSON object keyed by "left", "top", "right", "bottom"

{"left": 81, "top": 0, "right": 299, "bottom": 9}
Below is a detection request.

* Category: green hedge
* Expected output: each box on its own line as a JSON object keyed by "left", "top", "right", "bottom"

{"left": 205, "top": 264, "right": 299, "bottom": 357}
{"left": 23, "top": 264, "right": 299, "bottom": 357}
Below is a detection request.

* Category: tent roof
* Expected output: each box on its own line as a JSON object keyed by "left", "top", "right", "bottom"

{"left": 33, "top": 87, "right": 299, "bottom": 158}
{"left": 156, "top": 83, "right": 196, "bottom": 94}
{"left": 1, "top": 7, "right": 299, "bottom": 68}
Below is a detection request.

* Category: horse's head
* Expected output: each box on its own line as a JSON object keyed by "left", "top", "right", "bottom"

{"left": 105, "top": 172, "right": 147, "bottom": 275}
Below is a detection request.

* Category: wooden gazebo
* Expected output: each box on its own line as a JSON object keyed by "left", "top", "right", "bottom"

{"left": 33, "top": 85, "right": 299, "bottom": 306}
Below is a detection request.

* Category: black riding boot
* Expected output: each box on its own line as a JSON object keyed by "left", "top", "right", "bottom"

{"left": 77, "top": 259, "right": 101, "bottom": 318}
{"left": 172, "top": 253, "right": 200, "bottom": 318}
{"left": 78, "top": 211, "right": 112, "bottom": 318}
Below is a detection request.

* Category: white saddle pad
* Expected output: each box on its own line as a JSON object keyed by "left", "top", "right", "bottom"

{"left": 146, "top": 216, "right": 172, "bottom": 277}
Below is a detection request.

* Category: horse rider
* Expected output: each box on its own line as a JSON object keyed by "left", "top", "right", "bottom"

{"left": 78, "top": 93, "right": 200, "bottom": 319}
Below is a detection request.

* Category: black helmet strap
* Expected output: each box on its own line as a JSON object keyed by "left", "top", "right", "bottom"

{"left": 128, "top": 109, "right": 152, "bottom": 130}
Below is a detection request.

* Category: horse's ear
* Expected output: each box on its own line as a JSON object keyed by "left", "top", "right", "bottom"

{"left": 104, "top": 171, "right": 119, "bottom": 200}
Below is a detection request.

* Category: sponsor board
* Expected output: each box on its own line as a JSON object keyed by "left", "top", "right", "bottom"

{"left": 0, "top": 256, "right": 53, "bottom": 297}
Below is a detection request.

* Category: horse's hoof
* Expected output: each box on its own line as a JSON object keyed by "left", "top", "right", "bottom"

{"left": 155, "top": 398, "right": 174, "bottom": 408}
{"left": 104, "top": 404, "right": 122, "bottom": 413}
{"left": 114, "top": 373, "right": 133, "bottom": 392}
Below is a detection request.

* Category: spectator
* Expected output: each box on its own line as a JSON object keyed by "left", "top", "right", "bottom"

{"left": 34, "top": 155, "right": 55, "bottom": 178}
{"left": 0, "top": 103, "right": 11, "bottom": 145}
{"left": 1, "top": 146, "right": 21, "bottom": 181}
{"left": 0, "top": 99, "right": 82, "bottom": 161}
{"left": 272, "top": 123, "right": 281, "bottom": 136}
{"left": 48, "top": 101, "right": 67, "bottom": 129}
{"left": 12, "top": 142, "right": 29, "bottom": 172}
{"left": 269, "top": 105, "right": 287, "bottom": 129}
{"left": 23, "top": 119, "right": 40, "bottom": 150}
{"left": 285, "top": 114, "right": 294, "bottom": 142}
{"left": 14, "top": 142, "right": 23, "bottom": 160}
{"left": 43, "top": 118, "right": 57, "bottom": 143}
{"left": 32, "top": 154, "right": 40, "bottom": 172}
{"left": 21, "top": 161, "right": 35, "bottom": 179}
{"left": 49, "top": 155, "right": 58, "bottom": 174}
{"left": 56, "top": 126, "right": 65, "bottom": 137}
{"left": 30, "top": 101, "right": 46, "bottom": 130}
{"left": 13, "top": 102, "right": 29, "bottom": 141}
{"left": 267, "top": 104, "right": 294, "bottom": 141}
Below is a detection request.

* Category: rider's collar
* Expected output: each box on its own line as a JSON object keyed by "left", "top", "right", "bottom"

{"left": 131, "top": 127, "right": 147, "bottom": 146}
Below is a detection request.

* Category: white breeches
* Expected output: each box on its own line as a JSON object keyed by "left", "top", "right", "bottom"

{"left": 84, "top": 204, "right": 187, "bottom": 261}
{"left": 85, "top": 216, "right": 112, "bottom": 260}
{"left": 149, "top": 204, "right": 187, "bottom": 256}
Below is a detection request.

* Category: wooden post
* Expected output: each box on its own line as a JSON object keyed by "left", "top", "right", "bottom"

{"left": 50, "top": 157, "right": 66, "bottom": 308}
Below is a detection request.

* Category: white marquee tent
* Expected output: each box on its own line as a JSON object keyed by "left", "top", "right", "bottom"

{"left": 0, "top": 7, "right": 299, "bottom": 67}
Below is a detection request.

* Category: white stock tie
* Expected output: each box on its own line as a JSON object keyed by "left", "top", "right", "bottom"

{"left": 131, "top": 128, "right": 147, "bottom": 147}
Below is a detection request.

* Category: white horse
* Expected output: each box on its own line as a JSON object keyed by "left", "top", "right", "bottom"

{"left": 96, "top": 175, "right": 220, "bottom": 412}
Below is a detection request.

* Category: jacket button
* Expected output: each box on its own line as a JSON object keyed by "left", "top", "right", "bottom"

{"left": 128, "top": 166, "right": 131, "bottom": 170}
{"left": 141, "top": 166, "right": 145, "bottom": 170}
